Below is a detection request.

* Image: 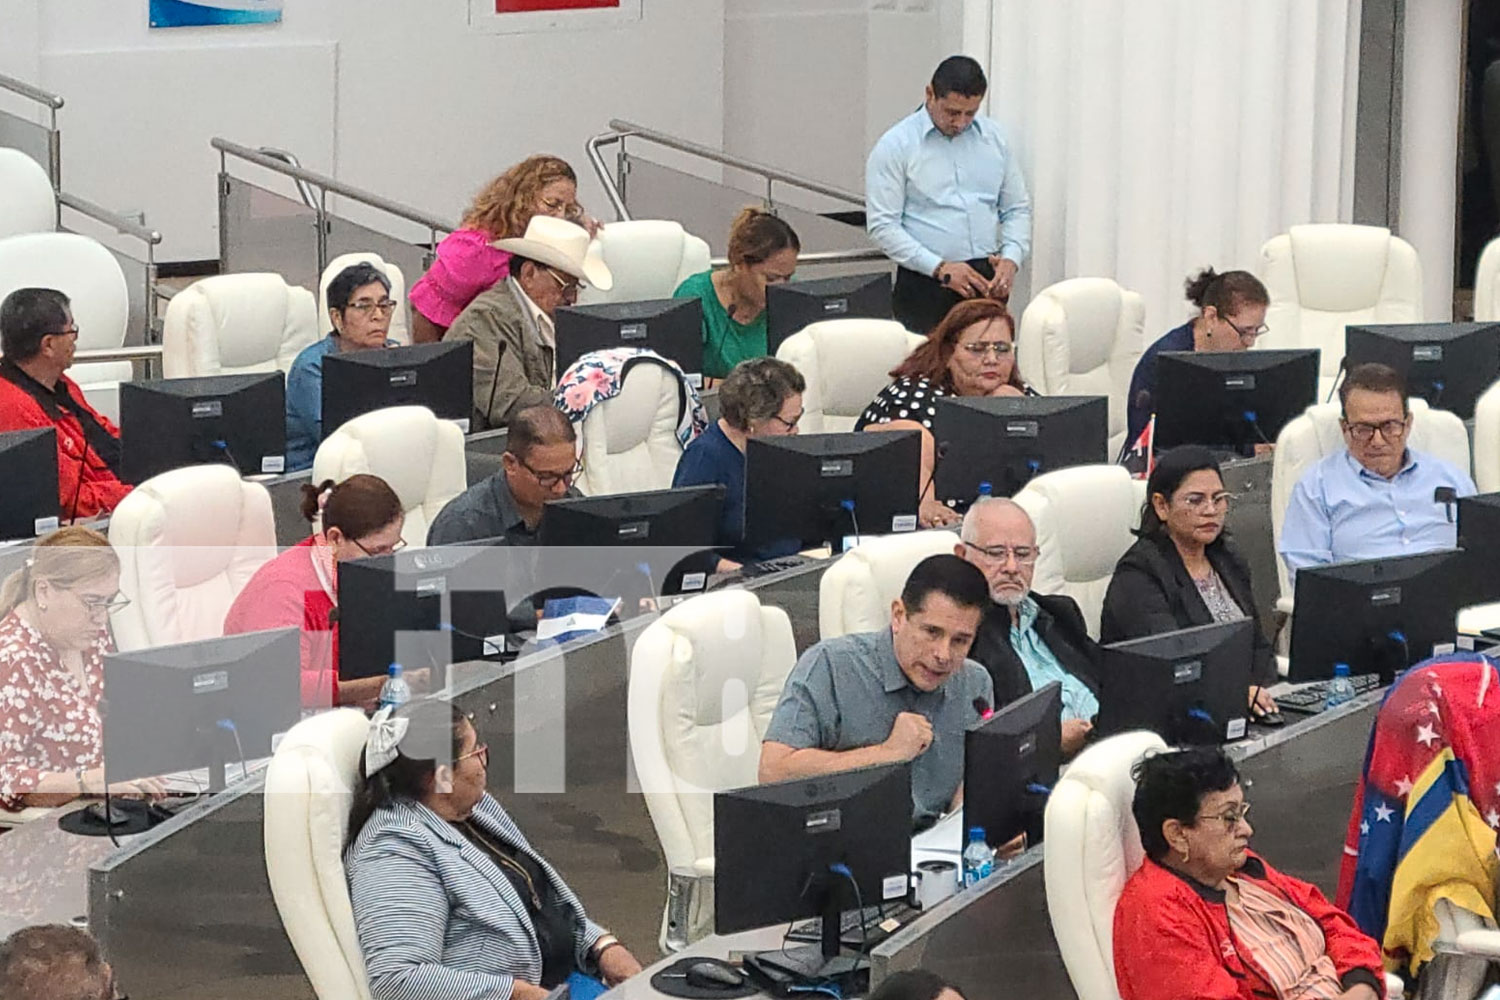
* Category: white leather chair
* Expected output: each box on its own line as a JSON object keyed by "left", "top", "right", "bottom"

{"left": 311, "top": 405, "right": 466, "bottom": 548}
{"left": 1474, "top": 379, "right": 1500, "bottom": 494}
{"left": 575, "top": 220, "right": 711, "bottom": 306}
{"left": 162, "top": 273, "right": 320, "bottom": 378}
{"left": 107, "top": 464, "right": 277, "bottom": 652}
{"left": 818, "top": 529, "right": 960, "bottom": 639}
{"left": 573, "top": 359, "right": 692, "bottom": 496}
{"left": 627, "top": 589, "right": 796, "bottom": 950}
{"left": 0, "top": 147, "right": 57, "bottom": 238}
{"left": 1270, "top": 398, "right": 1469, "bottom": 610}
{"left": 775, "top": 319, "right": 926, "bottom": 434}
{"left": 318, "top": 253, "right": 410, "bottom": 346}
{"left": 1261, "top": 224, "right": 1424, "bottom": 398}
{"left": 1477, "top": 238, "right": 1500, "bottom": 323}
{"left": 1016, "top": 278, "right": 1145, "bottom": 458}
{"left": 1012, "top": 464, "right": 1146, "bottom": 638}
{"left": 264, "top": 707, "right": 374, "bottom": 1000}
{"left": 0, "top": 231, "right": 131, "bottom": 421}
{"left": 1043, "top": 729, "right": 1166, "bottom": 1000}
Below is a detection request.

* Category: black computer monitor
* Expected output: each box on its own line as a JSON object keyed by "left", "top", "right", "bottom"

{"left": 715, "top": 762, "right": 912, "bottom": 983}
{"left": 932, "top": 395, "right": 1108, "bottom": 504}
{"left": 554, "top": 299, "right": 704, "bottom": 382}
{"left": 101, "top": 627, "right": 301, "bottom": 792}
{"left": 337, "top": 546, "right": 510, "bottom": 680}
{"left": 120, "top": 372, "right": 286, "bottom": 482}
{"left": 964, "top": 681, "right": 1062, "bottom": 849}
{"left": 1153, "top": 349, "right": 1319, "bottom": 454}
{"left": 744, "top": 430, "right": 920, "bottom": 549}
{"left": 537, "top": 485, "right": 724, "bottom": 547}
{"left": 1345, "top": 322, "right": 1500, "bottom": 420}
{"left": 1288, "top": 550, "right": 1465, "bottom": 684}
{"left": 322, "top": 340, "right": 474, "bottom": 437}
{"left": 765, "top": 272, "right": 894, "bottom": 355}
{"left": 0, "top": 427, "right": 58, "bottom": 541}
{"left": 1457, "top": 492, "right": 1500, "bottom": 607}
{"left": 1097, "top": 620, "right": 1254, "bottom": 745}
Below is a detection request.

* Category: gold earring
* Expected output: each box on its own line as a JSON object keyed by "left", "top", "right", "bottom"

{"left": 1180, "top": 847, "right": 1190, "bottom": 864}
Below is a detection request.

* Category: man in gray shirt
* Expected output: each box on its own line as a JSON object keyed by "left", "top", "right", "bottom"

{"left": 760, "top": 554, "right": 994, "bottom": 828}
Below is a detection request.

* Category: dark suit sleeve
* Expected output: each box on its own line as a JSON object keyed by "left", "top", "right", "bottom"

{"left": 1221, "top": 545, "right": 1278, "bottom": 687}
{"left": 1099, "top": 557, "right": 1183, "bottom": 644}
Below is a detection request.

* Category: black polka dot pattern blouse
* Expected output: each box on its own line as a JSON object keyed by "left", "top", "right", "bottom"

{"left": 854, "top": 376, "right": 1037, "bottom": 432}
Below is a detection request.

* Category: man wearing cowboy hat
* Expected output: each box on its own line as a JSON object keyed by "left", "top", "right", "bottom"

{"left": 444, "top": 216, "right": 612, "bottom": 431}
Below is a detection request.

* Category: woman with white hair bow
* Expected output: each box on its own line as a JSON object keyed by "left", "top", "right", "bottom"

{"left": 345, "top": 698, "right": 642, "bottom": 1000}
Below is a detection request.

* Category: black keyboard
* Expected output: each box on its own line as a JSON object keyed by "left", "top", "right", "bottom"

{"left": 719, "top": 555, "right": 809, "bottom": 582}
{"left": 786, "top": 902, "right": 920, "bottom": 949}
{"left": 1276, "top": 673, "right": 1382, "bottom": 715}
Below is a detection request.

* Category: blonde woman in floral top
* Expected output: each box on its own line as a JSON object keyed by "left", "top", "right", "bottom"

{"left": 0, "top": 526, "right": 159, "bottom": 813}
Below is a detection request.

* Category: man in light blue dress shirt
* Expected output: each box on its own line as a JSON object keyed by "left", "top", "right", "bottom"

{"left": 1279, "top": 363, "right": 1475, "bottom": 582}
{"left": 866, "top": 55, "right": 1032, "bottom": 335}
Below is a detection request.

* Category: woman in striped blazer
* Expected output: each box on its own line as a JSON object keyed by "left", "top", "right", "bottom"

{"left": 345, "top": 699, "right": 643, "bottom": 1000}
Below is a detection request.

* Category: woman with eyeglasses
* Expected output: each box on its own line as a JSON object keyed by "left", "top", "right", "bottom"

{"left": 284, "top": 262, "right": 402, "bottom": 472}
{"left": 0, "top": 526, "right": 163, "bottom": 815}
{"left": 1114, "top": 746, "right": 1384, "bottom": 1000}
{"left": 409, "top": 155, "right": 595, "bottom": 345}
{"left": 673, "top": 207, "right": 801, "bottom": 381}
{"left": 1101, "top": 446, "right": 1280, "bottom": 721}
{"left": 223, "top": 474, "right": 408, "bottom": 710}
{"left": 856, "top": 298, "right": 1035, "bottom": 528}
{"left": 346, "top": 698, "right": 642, "bottom": 1000}
{"left": 1125, "top": 268, "right": 1270, "bottom": 447}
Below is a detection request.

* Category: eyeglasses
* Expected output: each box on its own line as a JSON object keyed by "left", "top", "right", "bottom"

{"left": 546, "top": 268, "right": 580, "bottom": 297}
{"left": 1174, "top": 491, "right": 1236, "bottom": 512}
{"left": 48, "top": 326, "right": 81, "bottom": 339}
{"left": 958, "top": 341, "right": 1014, "bottom": 359}
{"left": 539, "top": 196, "right": 584, "bottom": 222}
{"left": 70, "top": 590, "right": 131, "bottom": 616}
{"left": 352, "top": 536, "right": 408, "bottom": 557}
{"left": 764, "top": 410, "right": 802, "bottom": 432}
{"left": 344, "top": 298, "right": 398, "bottom": 316}
{"left": 456, "top": 742, "right": 489, "bottom": 769}
{"left": 519, "top": 455, "right": 584, "bottom": 489}
{"left": 1221, "top": 317, "right": 1269, "bottom": 341}
{"left": 1343, "top": 418, "right": 1409, "bottom": 443}
{"left": 1195, "top": 801, "right": 1251, "bottom": 832}
{"left": 964, "top": 543, "right": 1038, "bottom": 565}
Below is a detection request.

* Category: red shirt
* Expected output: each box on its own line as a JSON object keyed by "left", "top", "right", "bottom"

{"left": 222, "top": 537, "right": 338, "bottom": 709}
{"left": 1114, "top": 854, "right": 1384, "bottom": 1000}
{"left": 0, "top": 370, "right": 130, "bottom": 519}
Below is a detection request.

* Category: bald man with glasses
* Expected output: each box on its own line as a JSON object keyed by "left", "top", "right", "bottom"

{"left": 956, "top": 497, "right": 1101, "bottom": 757}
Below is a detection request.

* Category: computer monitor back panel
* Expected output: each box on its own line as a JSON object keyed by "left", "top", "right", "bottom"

{"left": 102, "top": 628, "right": 301, "bottom": 783}
{"left": 554, "top": 299, "right": 704, "bottom": 381}
{"left": 744, "top": 430, "right": 920, "bottom": 547}
{"left": 1458, "top": 493, "right": 1500, "bottom": 607}
{"left": 321, "top": 340, "right": 473, "bottom": 436}
{"left": 121, "top": 372, "right": 286, "bottom": 482}
{"left": 714, "top": 763, "right": 912, "bottom": 935}
{"left": 765, "top": 272, "right": 894, "bottom": 354}
{"left": 1344, "top": 322, "right": 1500, "bottom": 420}
{"left": 0, "top": 427, "right": 59, "bottom": 541}
{"left": 1098, "top": 620, "right": 1253, "bottom": 744}
{"left": 932, "top": 395, "right": 1108, "bottom": 503}
{"left": 964, "top": 681, "right": 1063, "bottom": 847}
{"left": 538, "top": 485, "right": 724, "bottom": 547}
{"left": 1153, "top": 350, "right": 1319, "bottom": 452}
{"left": 1288, "top": 549, "right": 1464, "bottom": 683}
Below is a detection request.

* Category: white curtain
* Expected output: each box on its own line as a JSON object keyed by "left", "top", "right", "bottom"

{"left": 964, "top": 0, "right": 1361, "bottom": 337}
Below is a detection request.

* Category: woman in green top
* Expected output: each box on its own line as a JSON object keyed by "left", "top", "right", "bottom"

{"left": 673, "top": 207, "right": 800, "bottom": 380}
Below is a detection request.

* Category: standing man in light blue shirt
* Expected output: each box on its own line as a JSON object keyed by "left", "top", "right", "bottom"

{"left": 1279, "top": 363, "right": 1475, "bottom": 582}
{"left": 866, "top": 55, "right": 1032, "bottom": 336}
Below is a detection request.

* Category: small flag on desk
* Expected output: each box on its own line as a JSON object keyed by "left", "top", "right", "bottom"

{"left": 1120, "top": 415, "right": 1155, "bottom": 479}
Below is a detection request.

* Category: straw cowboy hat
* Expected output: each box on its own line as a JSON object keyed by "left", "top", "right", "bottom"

{"left": 493, "top": 216, "right": 613, "bottom": 291}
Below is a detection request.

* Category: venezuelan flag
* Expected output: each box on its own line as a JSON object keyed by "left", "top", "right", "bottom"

{"left": 1381, "top": 748, "right": 1498, "bottom": 975}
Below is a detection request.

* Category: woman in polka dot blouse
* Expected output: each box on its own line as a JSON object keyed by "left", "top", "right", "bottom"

{"left": 856, "top": 298, "right": 1035, "bottom": 526}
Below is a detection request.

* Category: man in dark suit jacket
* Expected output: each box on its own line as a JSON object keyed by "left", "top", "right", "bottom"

{"left": 955, "top": 498, "right": 1101, "bottom": 757}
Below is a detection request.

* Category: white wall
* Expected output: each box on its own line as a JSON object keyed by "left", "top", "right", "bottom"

{"left": 2, "top": 0, "right": 725, "bottom": 259}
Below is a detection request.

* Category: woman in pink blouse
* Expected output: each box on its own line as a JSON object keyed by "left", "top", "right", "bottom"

{"left": 0, "top": 526, "right": 158, "bottom": 813}
{"left": 410, "top": 155, "right": 596, "bottom": 344}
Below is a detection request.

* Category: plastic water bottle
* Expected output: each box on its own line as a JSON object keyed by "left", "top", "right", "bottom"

{"left": 378, "top": 664, "right": 411, "bottom": 711}
{"left": 1325, "top": 662, "right": 1356, "bottom": 710}
{"left": 962, "top": 827, "right": 995, "bottom": 887}
{"left": 977, "top": 481, "right": 994, "bottom": 502}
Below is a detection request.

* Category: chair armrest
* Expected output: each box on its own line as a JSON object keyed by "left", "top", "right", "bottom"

{"left": 1454, "top": 928, "right": 1500, "bottom": 959}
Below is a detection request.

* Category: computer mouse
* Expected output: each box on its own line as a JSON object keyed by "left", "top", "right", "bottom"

{"left": 684, "top": 961, "right": 745, "bottom": 989}
{"left": 1256, "top": 710, "right": 1286, "bottom": 728}
{"left": 85, "top": 800, "right": 132, "bottom": 827}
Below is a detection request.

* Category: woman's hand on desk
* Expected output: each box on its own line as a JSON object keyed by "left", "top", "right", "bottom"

{"left": 920, "top": 499, "right": 960, "bottom": 529}
{"left": 1248, "top": 686, "right": 1277, "bottom": 716}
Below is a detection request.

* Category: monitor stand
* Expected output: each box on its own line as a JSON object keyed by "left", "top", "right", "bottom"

{"left": 742, "top": 877, "right": 865, "bottom": 986}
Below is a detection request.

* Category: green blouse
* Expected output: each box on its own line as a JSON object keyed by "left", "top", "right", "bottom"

{"left": 673, "top": 270, "right": 768, "bottom": 379}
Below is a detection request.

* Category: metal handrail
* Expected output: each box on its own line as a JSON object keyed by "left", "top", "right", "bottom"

{"left": 0, "top": 71, "right": 63, "bottom": 110}
{"left": 708, "top": 248, "right": 887, "bottom": 269}
{"left": 75, "top": 346, "right": 163, "bottom": 363}
{"left": 212, "top": 137, "right": 456, "bottom": 233}
{"left": 586, "top": 132, "right": 631, "bottom": 221}
{"left": 58, "top": 192, "right": 163, "bottom": 245}
{"left": 606, "top": 119, "right": 865, "bottom": 207}
{"left": 255, "top": 146, "right": 318, "bottom": 211}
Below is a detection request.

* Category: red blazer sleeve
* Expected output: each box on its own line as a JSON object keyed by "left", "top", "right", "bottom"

{"left": 1113, "top": 880, "right": 1245, "bottom": 1000}
{"left": 56, "top": 430, "right": 130, "bottom": 520}
{"left": 1269, "top": 866, "right": 1385, "bottom": 989}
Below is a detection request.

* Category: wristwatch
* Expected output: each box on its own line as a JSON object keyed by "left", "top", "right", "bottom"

{"left": 932, "top": 261, "right": 948, "bottom": 283}
{"left": 587, "top": 933, "right": 621, "bottom": 972}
